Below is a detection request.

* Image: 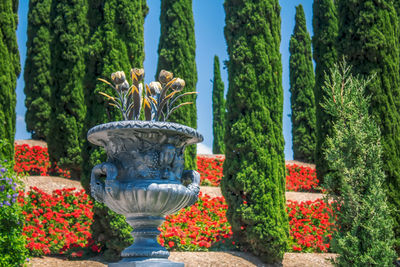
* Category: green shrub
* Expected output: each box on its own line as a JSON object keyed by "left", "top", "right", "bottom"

{"left": 337, "top": 0, "right": 400, "bottom": 251}
{"left": 322, "top": 62, "right": 396, "bottom": 266}
{"left": 0, "top": 160, "right": 28, "bottom": 266}
{"left": 91, "top": 202, "right": 133, "bottom": 261}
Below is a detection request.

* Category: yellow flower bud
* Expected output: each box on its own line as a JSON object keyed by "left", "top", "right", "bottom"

{"left": 111, "top": 71, "right": 126, "bottom": 85}
{"left": 171, "top": 78, "right": 185, "bottom": 91}
{"left": 158, "top": 70, "right": 173, "bottom": 84}
{"left": 131, "top": 68, "right": 145, "bottom": 82}
{"left": 149, "top": 81, "right": 162, "bottom": 95}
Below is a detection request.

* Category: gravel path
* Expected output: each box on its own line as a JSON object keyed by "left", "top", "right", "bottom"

{"left": 22, "top": 176, "right": 326, "bottom": 203}
{"left": 28, "top": 252, "right": 336, "bottom": 267}
{"left": 201, "top": 186, "right": 326, "bottom": 202}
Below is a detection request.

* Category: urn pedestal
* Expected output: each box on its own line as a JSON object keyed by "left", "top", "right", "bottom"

{"left": 88, "top": 121, "right": 203, "bottom": 266}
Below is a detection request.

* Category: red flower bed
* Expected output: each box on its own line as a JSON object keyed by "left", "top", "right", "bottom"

{"left": 287, "top": 199, "right": 336, "bottom": 252}
{"left": 19, "top": 187, "right": 94, "bottom": 255}
{"left": 16, "top": 152, "right": 333, "bottom": 254}
{"left": 19, "top": 190, "right": 336, "bottom": 254}
{"left": 159, "top": 192, "right": 233, "bottom": 251}
{"left": 286, "top": 164, "right": 319, "bottom": 192}
{"left": 197, "top": 156, "right": 320, "bottom": 192}
{"left": 160, "top": 193, "right": 335, "bottom": 253}
{"left": 197, "top": 156, "right": 224, "bottom": 186}
{"left": 14, "top": 144, "right": 70, "bottom": 178}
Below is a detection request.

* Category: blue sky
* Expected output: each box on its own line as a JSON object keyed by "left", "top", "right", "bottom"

{"left": 15, "top": 1, "right": 313, "bottom": 159}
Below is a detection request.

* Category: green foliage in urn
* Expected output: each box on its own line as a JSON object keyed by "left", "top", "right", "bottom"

{"left": 312, "top": 0, "right": 338, "bottom": 182}
{"left": 337, "top": 0, "right": 400, "bottom": 252}
{"left": 80, "top": 0, "right": 148, "bottom": 260}
{"left": 222, "top": 0, "right": 288, "bottom": 263}
{"left": 156, "top": 0, "right": 198, "bottom": 170}
{"left": 322, "top": 62, "right": 396, "bottom": 266}
{"left": 212, "top": 55, "right": 226, "bottom": 155}
{"left": 289, "top": 5, "right": 316, "bottom": 163}
{"left": 0, "top": 0, "right": 20, "bottom": 161}
{"left": 24, "top": 0, "right": 52, "bottom": 140}
{"left": 47, "top": 0, "right": 88, "bottom": 178}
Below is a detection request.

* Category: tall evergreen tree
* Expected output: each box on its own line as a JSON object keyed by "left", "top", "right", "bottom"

{"left": 24, "top": 0, "right": 52, "bottom": 140}
{"left": 323, "top": 62, "right": 396, "bottom": 266}
{"left": 222, "top": 0, "right": 288, "bottom": 263}
{"left": 47, "top": 0, "right": 88, "bottom": 177}
{"left": 395, "top": 2, "right": 400, "bottom": 67}
{"left": 156, "top": 0, "right": 197, "bottom": 170}
{"left": 7, "top": 0, "right": 19, "bottom": 139}
{"left": 82, "top": 0, "right": 148, "bottom": 190}
{"left": 0, "top": 0, "right": 20, "bottom": 160}
{"left": 337, "top": 0, "right": 400, "bottom": 252}
{"left": 289, "top": 5, "right": 316, "bottom": 163}
{"left": 212, "top": 55, "right": 225, "bottom": 154}
{"left": 81, "top": 0, "right": 148, "bottom": 260}
{"left": 312, "top": 0, "right": 338, "bottom": 180}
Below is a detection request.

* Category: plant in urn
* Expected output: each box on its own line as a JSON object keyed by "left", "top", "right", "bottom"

{"left": 88, "top": 69, "right": 203, "bottom": 266}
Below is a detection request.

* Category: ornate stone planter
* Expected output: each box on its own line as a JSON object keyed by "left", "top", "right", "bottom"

{"left": 88, "top": 120, "right": 203, "bottom": 266}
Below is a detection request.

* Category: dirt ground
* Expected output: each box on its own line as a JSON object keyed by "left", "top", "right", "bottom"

{"left": 22, "top": 176, "right": 82, "bottom": 193}
{"left": 201, "top": 187, "right": 325, "bottom": 203}
{"left": 19, "top": 140, "right": 335, "bottom": 267}
{"left": 15, "top": 139, "right": 47, "bottom": 148}
{"left": 22, "top": 176, "right": 325, "bottom": 204}
{"left": 285, "top": 160, "right": 316, "bottom": 169}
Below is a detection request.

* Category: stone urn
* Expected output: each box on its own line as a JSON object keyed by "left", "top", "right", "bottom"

{"left": 88, "top": 120, "right": 203, "bottom": 266}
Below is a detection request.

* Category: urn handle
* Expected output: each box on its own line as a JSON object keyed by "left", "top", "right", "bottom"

{"left": 181, "top": 170, "right": 200, "bottom": 207}
{"left": 90, "top": 162, "right": 119, "bottom": 202}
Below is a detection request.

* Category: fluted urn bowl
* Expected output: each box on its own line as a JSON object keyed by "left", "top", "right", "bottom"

{"left": 88, "top": 120, "right": 203, "bottom": 266}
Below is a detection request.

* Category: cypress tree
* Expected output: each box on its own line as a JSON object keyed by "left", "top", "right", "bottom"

{"left": 323, "top": 62, "right": 396, "bottom": 266}
{"left": 24, "top": 0, "right": 52, "bottom": 140}
{"left": 7, "top": 0, "right": 19, "bottom": 140}
{"left": 312, "top": 0, "right": 338, "bottom": 180}
{"left": 0, "top": 0, "right": 20, "bottom": 160}
{"left": 337, "top": 0, "right": 400, "bottom": 252}
{"left": 47, "top": 0, "right": 88, "bottom": 177}
{"left": 81, "top": 0, "right": 148, "bottom": 260}
{"left": 395, "top": 2, "right": 400, "bottom": 65}
{"left": 156, "top": 0, "right": 197, "bottom": 170}
{"left": 289, "top": 5, "right": 316, "bottom": 163}
{"left": 222, "top": 0, "right": 288, "bottom": 263}
{"left": 212, "top": 55, "right": 225, "bottom": 154}
{"left": 82, "top": 0, "right": 148, "bottom": 190}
